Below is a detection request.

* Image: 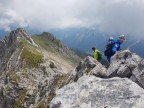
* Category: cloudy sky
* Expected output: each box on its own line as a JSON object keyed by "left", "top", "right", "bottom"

{"left": 0, "top": 0, "right": 144, "bottom": 37}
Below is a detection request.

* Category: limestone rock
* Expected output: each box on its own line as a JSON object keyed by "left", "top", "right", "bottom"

{"left": 72, "top": 56, "right": 107, "bottom": 82}
{"left": 107, "top": 50, "right": 141, "bottom": 77}
{"left": 107, "top": 50, "right": 144, "bottom": 88}
{"left": 130, "top": 59, "right": 144, "bottom": 88}
{"left": 50, "top": 75, "right": 144, "bottom": 108}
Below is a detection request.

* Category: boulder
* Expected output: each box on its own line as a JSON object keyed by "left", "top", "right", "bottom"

{"left": 107, "top": 50, "right": 144, "bottom": 88}
{"left": 72, "top": 56, "right": 107, "bottom": 82}
{"left": 107, "top": 50, "right": 141, "bottom": 77}
{"left": 50, "top": 75, "right": 144, "bottom": 108}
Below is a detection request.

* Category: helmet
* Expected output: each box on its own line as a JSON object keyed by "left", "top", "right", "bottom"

{"left": 109, "top": 36, "right": 114, "bottom": 40}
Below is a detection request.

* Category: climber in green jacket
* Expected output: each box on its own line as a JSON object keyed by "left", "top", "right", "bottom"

{"left": 92, "top": 47, "right": 102, "bottom": 60}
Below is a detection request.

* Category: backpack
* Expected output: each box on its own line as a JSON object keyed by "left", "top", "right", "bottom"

{"left": 97, "top": 51, "right": 102, "bottom": 60}
{"left": 104, "top": 42, "right": 115, "bottom": 56}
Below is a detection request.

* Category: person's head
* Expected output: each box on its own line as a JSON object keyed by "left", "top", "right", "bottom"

{"left": 92, "top": 47, "right": 95, "bottom": 51}
{"left": 119, "top": 35, "right": 126, "bottom": 43}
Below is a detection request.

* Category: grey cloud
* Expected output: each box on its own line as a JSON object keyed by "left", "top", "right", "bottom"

{"left": 0, "top": 4, "right": 28, "bottom": 31}
{"left": 0, "top": 0, "right": 144, "bottom": 38}
{"left": 99, "top": 0, "right": 144, "bottom": 38}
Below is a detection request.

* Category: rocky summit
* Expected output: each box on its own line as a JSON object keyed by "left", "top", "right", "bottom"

{"left": 1, "top": 28, "right": 144, "bottom": 108}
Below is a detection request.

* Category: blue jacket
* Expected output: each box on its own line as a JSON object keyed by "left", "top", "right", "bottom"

{"left": 111, "top": 39, "right": 122, "bottom": 54}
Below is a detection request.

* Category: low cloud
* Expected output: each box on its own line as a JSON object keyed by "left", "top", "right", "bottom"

{"left": 0, "top": 0, "right": 144, "bottom": 37}
{"left": 0, "top": 7, "right": 28, "bottom": 31}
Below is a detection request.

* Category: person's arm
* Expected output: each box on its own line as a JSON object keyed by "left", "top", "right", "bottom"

{"left": 112, "top": 44, "right": 119, "bottom": 54}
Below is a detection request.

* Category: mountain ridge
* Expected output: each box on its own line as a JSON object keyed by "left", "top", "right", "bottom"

{"left": 0, "top": 28, "right": 81, "bottom": 108}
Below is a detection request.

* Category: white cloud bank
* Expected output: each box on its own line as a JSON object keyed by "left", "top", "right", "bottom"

{"left": 0, "top": 0, "right": 144, "bottom": 37}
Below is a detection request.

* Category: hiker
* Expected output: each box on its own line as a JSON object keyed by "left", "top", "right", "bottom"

{"left": 105, "top": 36, "right": 115, "bottom": 50}
{"left": 92, "top": 47, "right": 102, "bottom": 61}
{"left": 105, "top": 35, "right": 126, "bottom": 62}
{"left": 104, "top": 36, "right": 115, "bottom": 62}
{"left": 107, "top": 37, "right": 114, "bottom": 47}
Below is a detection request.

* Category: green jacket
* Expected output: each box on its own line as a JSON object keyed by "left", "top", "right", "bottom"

{"left": 93, "top": 49, "right": 100, "bottom": 60}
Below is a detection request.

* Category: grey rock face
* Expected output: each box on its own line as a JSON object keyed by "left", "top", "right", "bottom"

{"left": 130, "top": 59, "right": 144, "bottom": 88}
{"left": 72, "top": 56, "right": 107, "bottom": 82}
{"left": 107, "top": 50, "right": 141, "bottom": 77}
{"left": 50, "top": 75, "right": 144, "bottom": 108}
{"left": 107, "top": 50, "right": 144, "bottom": 88}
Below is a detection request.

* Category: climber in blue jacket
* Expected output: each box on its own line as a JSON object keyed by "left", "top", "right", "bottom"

{"left": 107, "top": 35, "right": 126, "bottom": 62}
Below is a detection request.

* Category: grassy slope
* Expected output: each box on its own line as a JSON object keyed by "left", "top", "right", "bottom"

{"left": 19, "top": 39, "right": 43, "bottom": 68}
{"left": 31, "top": 33, "right": 61, "bottom": 53}
{"left": 31, "top": 33, "right": 81, "bottom": 65}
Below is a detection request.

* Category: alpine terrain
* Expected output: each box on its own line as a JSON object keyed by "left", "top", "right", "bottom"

{"left": 0, "top": 28, "right": 81, "bottom": 108}
{"left": 0, "top": 28, "right": 144, "bottom": 108}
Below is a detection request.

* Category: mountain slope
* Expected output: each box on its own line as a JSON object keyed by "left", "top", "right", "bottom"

{"left": 32, "top": 32, "right": 80, "bottom": 63}
{"left": 31, "top": 32, "right": 81, "bottom": 73}
{"left": 0, "top": 28, "right": 81, "bottom": 108}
